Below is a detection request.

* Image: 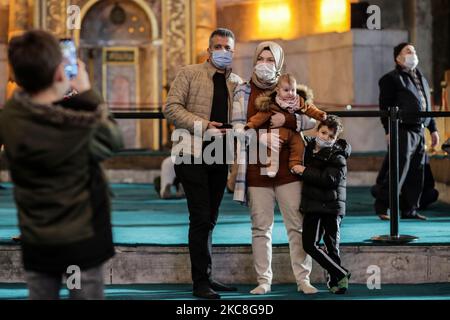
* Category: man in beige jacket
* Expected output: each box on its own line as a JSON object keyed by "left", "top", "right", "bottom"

{"left": 163, "top": 28, "right": 242, "bottom": 299}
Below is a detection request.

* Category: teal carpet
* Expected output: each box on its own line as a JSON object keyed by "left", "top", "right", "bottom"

{"left": 0, "top": 183, "right": 449, "bottom": 246}
{"left": 0, "top": 283, "right": 449, "bottom": 300}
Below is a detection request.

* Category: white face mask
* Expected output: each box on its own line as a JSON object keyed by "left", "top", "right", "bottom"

{"left": 316, "top": 136, "right": 335, "bottom": 149}
{"left": 254, "top": 63, "right": 277, "bottom": 83}
{"left": 403, "top": 54, "right": 419, "bottom": 70}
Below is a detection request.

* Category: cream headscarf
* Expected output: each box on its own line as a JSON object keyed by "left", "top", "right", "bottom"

{"left": 251, "top": 41, "right": 285, "bottom": 90}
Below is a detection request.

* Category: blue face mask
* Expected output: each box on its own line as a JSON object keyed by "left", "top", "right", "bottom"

{"left": 316, "top": 136, "right": 335, "bottom": 149}
{"left": 211, "top": 50, "right": 233, "bottom": 69}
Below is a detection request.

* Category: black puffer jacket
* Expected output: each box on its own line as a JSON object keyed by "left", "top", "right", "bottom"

{"left": 300, "top": 137, "right": 351, "bottom": 216}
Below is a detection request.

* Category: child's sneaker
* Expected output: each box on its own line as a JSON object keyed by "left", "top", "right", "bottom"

{"left": 328, "top": 285, "right": 343, "bottom": 294}
{"left": 330, "top": 273, "right": 351, "bottom": 294}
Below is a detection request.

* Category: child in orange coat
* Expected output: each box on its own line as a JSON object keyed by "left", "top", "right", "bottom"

{"left": 245, "top": 74, "right": 326, "bottom": 177}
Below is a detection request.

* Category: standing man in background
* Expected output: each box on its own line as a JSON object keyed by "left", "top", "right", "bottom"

{"left": 375, "top": 43, "right": 440, "bottom": 221}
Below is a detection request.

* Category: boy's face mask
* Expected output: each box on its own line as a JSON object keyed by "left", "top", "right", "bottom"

{"left": 316, "top": 126, "right": 337, "bottom": 149}
{"left": 316, "top": 136, "right": 335, "bottom": 149}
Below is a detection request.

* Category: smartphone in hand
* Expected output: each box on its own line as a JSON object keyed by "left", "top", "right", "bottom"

{"left": 216, "top": 123, "right": 233, "bottom": 129}
{"left": 59, "top": 38, "right": 78, "bottom": 79}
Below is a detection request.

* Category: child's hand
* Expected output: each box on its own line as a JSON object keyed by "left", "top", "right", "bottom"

{"left": 291, "top": 165, "right": 306, "bottom": 175}
{"left": 70, "top": 59, "right": 91, "bottom": 93}
{"left": 321, "top": 113, "right": 327, "bottom": 121}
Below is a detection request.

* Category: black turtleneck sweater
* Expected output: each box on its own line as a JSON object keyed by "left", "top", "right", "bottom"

{"left": 209, "top": 72, "right": 228, "bottom": 123}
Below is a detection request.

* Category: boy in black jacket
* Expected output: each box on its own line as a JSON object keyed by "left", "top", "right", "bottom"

{"left": 291, "top": 116, "right": 351, "bottom": 294}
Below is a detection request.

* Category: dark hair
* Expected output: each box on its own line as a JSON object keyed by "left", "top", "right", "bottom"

{"left": 209, "top": 28, "right": 235, "bottom": 47}
{"left": 8, "top": 30, "right": 63, "bottom": 94}
{"left": 393, "top": 42, "right": 411, "bottom": 61}
{"left": 318, "top": 115, "right": 344, "bottom": 136}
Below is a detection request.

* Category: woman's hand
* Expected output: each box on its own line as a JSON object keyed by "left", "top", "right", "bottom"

{"left": 270, "top": 112, "right": 286, "bottom": 128}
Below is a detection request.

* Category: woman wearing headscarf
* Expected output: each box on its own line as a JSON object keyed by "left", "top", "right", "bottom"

{"left": 232, "top": 42, "right": 318, "bottom": 295}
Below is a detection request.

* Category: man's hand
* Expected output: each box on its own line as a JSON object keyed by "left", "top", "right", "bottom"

{"left": 260, "top": 132, "right": 282, "bottom": 152}
{"left": 270, "top": 112, "right": 286, "bottom": 129}
{"left": 430, "top": 131, "right": 440, "bottom": 149}
{"left": 207, "top": 121, "right": 222, "bottom": 130}
{"left": 70, "top": 59, "right": 91, "bottom": 93}
{"left": 291, "top": 165, "right": 306, "bottom": 175}
{"left": 385, "top": 134, "right": 390, "bottom": 145}
{"left": 207, "top": 121, "right": 226, "bottom": 136}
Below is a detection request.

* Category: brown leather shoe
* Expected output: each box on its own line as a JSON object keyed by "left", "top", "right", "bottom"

{"left": 378, "top": 214, "right": 390, "bottom": 221}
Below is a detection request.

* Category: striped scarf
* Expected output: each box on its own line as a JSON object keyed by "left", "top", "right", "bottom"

{"left": 231, "top": 82, "right": 252, "bottom": 205}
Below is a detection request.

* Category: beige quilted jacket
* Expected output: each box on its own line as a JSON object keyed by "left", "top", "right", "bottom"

{"left": 164, "top": 61, "right": 242, "bottom": 157}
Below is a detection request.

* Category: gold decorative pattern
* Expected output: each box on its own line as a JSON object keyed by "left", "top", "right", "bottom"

{"left": 46, "top": 0, "right": 68, "bottom": 38}
{"left": 8, "top": 0, "right": 30, "bottom": 39}
{"left": 163, "top": 0, "right": 191, "bottom": 85}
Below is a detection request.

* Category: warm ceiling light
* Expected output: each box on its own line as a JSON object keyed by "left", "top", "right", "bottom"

{"left": 257, "top": 1, "right": 293, "bottom": 39}
{"left": 320, "top": 0, "right": 348, "bottom": 30}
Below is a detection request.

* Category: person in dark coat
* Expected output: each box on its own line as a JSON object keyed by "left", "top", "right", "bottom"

{"left": 0, "top": 30, "right": 123, "bottom": 300}
{"left": 374, "top": 43, "right": 440, "bottom": 220}
{"left": 291, "top": 116, "right": 351, "bottom": 294}
{"left": 371, "top": 154, "right": 439, "bottom": 212}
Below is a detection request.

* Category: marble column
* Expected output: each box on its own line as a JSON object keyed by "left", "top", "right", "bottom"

{"left": 194, "top": 0, "right": 216, "bottom": 63}
{"left": 0, "top": 0, "right": 9, "bottom": 105}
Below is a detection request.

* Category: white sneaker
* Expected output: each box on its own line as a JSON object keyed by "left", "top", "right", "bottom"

{"left": 250, "top": 284, "right": 271, "bottom": 295}
{"left": 298, "top": 280, "right": 318, "bottom": 294}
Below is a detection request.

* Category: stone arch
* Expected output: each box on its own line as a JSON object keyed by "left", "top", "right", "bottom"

{"left": 75, "top": 0, "right": 161, "bottom": 150}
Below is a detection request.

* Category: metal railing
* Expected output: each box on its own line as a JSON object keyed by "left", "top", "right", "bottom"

{"left": 111, "top": 108, "right": 450, "bottom": 244}
{"left": 0, "top": 106, "right": 448, "bottom": 243}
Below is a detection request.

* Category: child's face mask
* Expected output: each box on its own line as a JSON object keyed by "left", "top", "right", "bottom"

{"left": 316, "top": 126, "right": 337, "bottom": 149}
{"left": 316, "top": 136, "right": 335, "bottom": 149}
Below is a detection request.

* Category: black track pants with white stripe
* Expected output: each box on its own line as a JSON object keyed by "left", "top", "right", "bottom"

{"left": 302, "top": 213, "right": 348, "bottom": 286}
